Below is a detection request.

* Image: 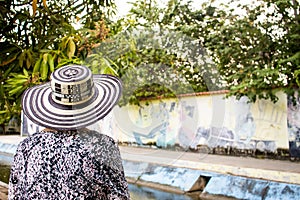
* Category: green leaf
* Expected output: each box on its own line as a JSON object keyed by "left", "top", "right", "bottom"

{"left": 33, "top": 58, "right": 41, "bottom": 75}
{"left": 48, "top": 54, "right": 55, "bottom": 72}
{"left": 40, "top": 60, "right": 49, "bottom": 81}
{"left": 102, "top": 66, "right": 117, "bottom": 76}
{"left": 9, "top": 85, "right": 23, "bottom": 96}
{"left": 18, "top": 51, "right": 25, "bottom": 68}
{"left": 23, "top": 68, "right": 29, "bottom": 77}
{"left": 67, "top": 39, "right": 76, "bottom": 59}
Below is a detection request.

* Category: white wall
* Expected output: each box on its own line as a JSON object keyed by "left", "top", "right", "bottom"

{"left": 110, "top": 91, "right": 288, "bottom": 152}
{"left": 22, "top": 91, "right": 290, "bottom": 153}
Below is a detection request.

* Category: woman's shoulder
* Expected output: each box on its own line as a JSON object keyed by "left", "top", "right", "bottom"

{"left": 79, "top": 129, "right": 116, "bottom": 144}
{"left": 19, "top": 129, "right": 117, "bottom": 150}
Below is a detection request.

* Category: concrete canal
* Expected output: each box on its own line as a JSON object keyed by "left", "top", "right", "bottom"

{"left": 0, "top": 161, "right": 200, "bottom": 200}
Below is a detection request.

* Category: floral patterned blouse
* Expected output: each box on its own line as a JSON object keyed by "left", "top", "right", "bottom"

{"left": 8, "top": 129, "right": 130, "bottom": 200}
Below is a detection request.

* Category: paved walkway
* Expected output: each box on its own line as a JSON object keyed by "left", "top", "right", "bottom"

{"left": 0, "top": 182, "right": 8, "bottom": 200}
{"left": 0, "top": 135, "right": 25, "bottom": 145}
{"left": 120, "top": 146, "right": 300, "bottom": 185}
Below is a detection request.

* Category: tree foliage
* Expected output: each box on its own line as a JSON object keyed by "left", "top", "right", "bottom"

{"left": 0, "top": 0, "right": 299, "bottom": 126}
{"left": 125, "top": 0, "right": 300, "bottom": 103}
{"left": 99, "top": 0, "right": 224, "bottom": 105}
{"left": 203, "top": 0, "right": 300, "bottom": 102}
{"left": 0, "top": 0, "right": 114, "bottom": 125}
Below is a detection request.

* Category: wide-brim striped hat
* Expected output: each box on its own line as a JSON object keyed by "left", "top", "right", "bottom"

{"left": 22, "top": 64, "right": 122, "bottom": 130}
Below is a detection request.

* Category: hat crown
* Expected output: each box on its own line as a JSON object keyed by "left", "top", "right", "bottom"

{"left": 50, "top": 65, "right": 95, "bottom": 105}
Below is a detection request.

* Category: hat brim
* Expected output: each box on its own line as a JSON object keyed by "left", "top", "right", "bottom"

{"left": 22, "top": 74, "right": 122, "bottom": 130}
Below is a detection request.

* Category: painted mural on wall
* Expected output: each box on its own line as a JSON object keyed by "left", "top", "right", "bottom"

{"left": 112, "top": 92, "right": 289, "bottom": 153}
{"left": 234, "top": 97, "right": 256, "bottom": 145}
{"left": 21, "top": 91, "right": 290, "bottom": 155}
{"left": 113, "top": 98, "right": 198, "bottom": 148}
{"left": 252, "top": 97, "right": 288, "bottom": 152}
{"left": 287, "top": 95, "right": 300, "bottom": 158}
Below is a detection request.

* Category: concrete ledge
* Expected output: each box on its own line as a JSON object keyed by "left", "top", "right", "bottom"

{"left": 123, "top": 160, "right": 217, "bottom": 193}
{"left": 128, "top": 183, "right": 199, "bottom": 200}
{"left": 0, "top": 142, "right": 17, "bottom": 155}
{"left": 123, "top": 159, "right": 300, "bottom": 199}
{"left": 0, "top": 181, "right": 8, "bottom": 189}
{"left": 120, "top": 146, "right": 300, "bottom": 185}
{"left": 0, "top": 181, "right": 8, "bottom": 200}
{"left": 203, "top": 175, "right": 300, "bottom": 200}
{"left": 172, "top": 159, "right": 300, "bottom": 185}
{"left": 0, "top": 153, "right": 14, "bottom": 165}
{"left": 127, "top": 178, "right": 185, "bottom": 195}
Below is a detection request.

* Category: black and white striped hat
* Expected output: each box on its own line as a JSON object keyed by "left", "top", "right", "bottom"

{"left": 22, "top": 64, "right": 122, "bottom": 130}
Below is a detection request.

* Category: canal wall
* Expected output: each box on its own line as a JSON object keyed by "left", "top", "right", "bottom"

{"left": 1, "top": 138, "right": 300, "bottom": 199}
{"left": 123, "top": 160, "right": 300, "bottom": 200}
{"left": 0, "top": 181, "right": 8, "bottom": 200}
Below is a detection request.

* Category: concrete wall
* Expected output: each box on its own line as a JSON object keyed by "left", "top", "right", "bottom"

{"left": 111, "top": 92, "right": 289, "bottom": 153}
{"left": 22, "top": 91, "right": 300, "bottom": 158}
{"left": 287, "top": 94, "right": 300, "bottom": 158}
{"left": 122, "top": 160, "right": 300, "bottom": 200}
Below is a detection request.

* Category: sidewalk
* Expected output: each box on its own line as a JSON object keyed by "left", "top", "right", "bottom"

{"left": 119, "top": 146, "right": 300, "bottom": 199}
{"left": 1, "top": 135, "right": 300, "bottom": 199}
{"left": 119, "top": 145, "right": 300, "bottom": 185}
{"left": 0, "top": 135, "right": 24, "bottom": 145}
{"left": 0, "top": 181, "right": 8, "bottom": 200}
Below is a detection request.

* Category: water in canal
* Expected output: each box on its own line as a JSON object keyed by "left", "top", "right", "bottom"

{"left": 0, "top": 162, "right": 199, "bottom": 199}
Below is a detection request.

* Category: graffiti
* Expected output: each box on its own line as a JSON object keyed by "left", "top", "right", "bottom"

{"left": 196, "top": 125, "right": 277, "bottom": 152}
{"left": 127, "top": 100, "right": 200, "bottom": 148}
{"left": 170, "top": 102, "right": 176, "bottom": 112}
{"left": 112, "top": 93, "right": 289, "bottom": 153}
{"left": 254, "top": 140, "right": 276, "bottom": 152}
{"left": 257, "top": 100, "right": 285, "bottom": 124}
{"left": 112, "top": 99, "right": 200, "bottom": 148}
{"left": 113, "top": 101, "right": 179, "bottom": 146}
{"left": 251, "top": 95, "right": 289, "bottom": 151}
{"left": 182, "top": 105, "right": 195, "bottom": 118}
{"left": 229, "top": 96, "right": 279, "bottom": 152}
{"left": 236, "top": 114, "right": 255, "bottom": 144}
{"left": 133, "top": 122, "right": 169, "bottom": 147}
{"left": 287, "top": 95, "right": 300, "bottom": 158}
{"left": 177, "top": 100, "right": 199, "bottom": 148}
{"left": 234, "top": 96, "right": 256, "bottom": 145}
{"left": 197, "top": 126, "right": 234, "bottom": 148}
